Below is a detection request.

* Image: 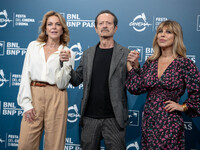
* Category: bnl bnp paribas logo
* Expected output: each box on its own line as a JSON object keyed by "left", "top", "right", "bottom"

{"left": 66, "top": 13, "right": 94, "bottom": 28}
{"left": 0, "top": 10, "right": 12, "bottom": 28}
{"left": 0, "top": 69, "right": 9, "bottom": 87}
{"left": 128, "top": 110, "right": 139, "bottom": 126}
{"left": 129, "top": 13, "right": 152, "bottom": 32}
{"left": 0, "top": 42, "right": 27, "bottom": 56}
{"left": 0, "top": 41, "right": 5, "bottom": 56}
{"left": 128, "top": 46, "right": 143, "bottom": 62}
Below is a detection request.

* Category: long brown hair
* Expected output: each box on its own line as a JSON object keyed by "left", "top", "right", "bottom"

{"left": 37, "top": 11, "right": 70, "bottom": 46}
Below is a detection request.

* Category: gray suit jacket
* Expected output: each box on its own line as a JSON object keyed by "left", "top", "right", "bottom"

{"left": 70, "top": 41, "right": 130, "bottom": 128}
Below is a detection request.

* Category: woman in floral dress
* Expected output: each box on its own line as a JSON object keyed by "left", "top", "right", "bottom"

{"left": 126, "top": 20, "right": 200, "bottom": 149}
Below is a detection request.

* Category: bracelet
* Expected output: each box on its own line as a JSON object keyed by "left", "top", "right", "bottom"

{"left": 182, "top": 103, "right": 188, "bottom": 112}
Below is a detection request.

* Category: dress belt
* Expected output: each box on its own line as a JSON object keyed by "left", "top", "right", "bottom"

{"left": 31, "top": 81, "right": 54, "bottom": 87}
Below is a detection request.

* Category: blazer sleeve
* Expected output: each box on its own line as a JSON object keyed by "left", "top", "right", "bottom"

{"left": 70, "top": 54, "right": 84, "bottom": 86}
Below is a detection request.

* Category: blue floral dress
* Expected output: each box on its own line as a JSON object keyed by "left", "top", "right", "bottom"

{"left": 126, "top": 56, "right": 200, "bottom": 150}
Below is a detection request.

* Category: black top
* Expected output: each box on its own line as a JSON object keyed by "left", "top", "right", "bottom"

{"left": 84, "top": 45, "right": 115, "bottom": 118}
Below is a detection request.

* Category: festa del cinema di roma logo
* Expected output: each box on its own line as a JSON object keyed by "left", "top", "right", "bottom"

{"left": 126, "top": 141, "right": 139, "bottom": 150}
{"left": 70, "top": 42, "right": 83, "bottom": 61}
{"left": 129, "top": 13, "right": 152, "bottom": 32}
{"left": 67, "top": 104, "right": 80, "bottom": 123}
{"left": 0, "top": 10, "right": 12, "bottom": 28}
{"left": 0, "top": 69, "right": 9, "bottom": 87}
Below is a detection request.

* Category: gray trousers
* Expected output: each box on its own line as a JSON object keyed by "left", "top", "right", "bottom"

{"left": 81, "top": 117, "right": 126, "bottom": 150}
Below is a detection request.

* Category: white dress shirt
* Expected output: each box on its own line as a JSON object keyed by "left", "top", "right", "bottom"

{"left": 17, "top": 40, "right": 75, "bottom": 112}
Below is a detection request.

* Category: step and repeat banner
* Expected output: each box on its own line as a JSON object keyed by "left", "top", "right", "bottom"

{"left": 0, "top": 0, "right": 200, "bottom": 149}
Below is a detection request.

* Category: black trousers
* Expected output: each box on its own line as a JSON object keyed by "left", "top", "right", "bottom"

{"left": 81, "top": 116, "right": 126, "bottom": 150}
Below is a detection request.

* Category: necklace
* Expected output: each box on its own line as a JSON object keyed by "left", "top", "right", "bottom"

{"left": 45, "top": 43, "right": 59, "bottom": 54}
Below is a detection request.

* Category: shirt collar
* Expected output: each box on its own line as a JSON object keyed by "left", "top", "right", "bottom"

{"left": 38, "top": 42, "right": 64, "bottom": 54}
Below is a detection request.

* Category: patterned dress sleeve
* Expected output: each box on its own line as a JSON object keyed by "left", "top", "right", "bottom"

{"left": 182, "top": 58, "right": 200, "bottom": 117}
{"left": 126, "top": 60, "right": 150, "bottom": 95}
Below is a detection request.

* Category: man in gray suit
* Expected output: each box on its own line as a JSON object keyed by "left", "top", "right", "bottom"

{"left": 60, "top": 10, "right": 130, "bottom": 150}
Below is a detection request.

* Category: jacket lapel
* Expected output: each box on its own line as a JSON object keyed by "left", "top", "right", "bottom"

{"left": 87, "top": 45, "right": 96, "bottom": 83}
{"left": 109, "top": 42, "right": 124, "bottom": 80}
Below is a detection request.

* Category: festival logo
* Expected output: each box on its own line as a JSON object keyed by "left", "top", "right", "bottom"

{"left": 153, "top": 17, "right": 168, "bottom": 31}
{"left": 67, "top": 104, "right": 81, "bottom": 123}
{"left": 7, "top": 134, "right": 19, "bottom": 147}
{"left": 14, "top": 14, "right": 35, "bottom": 26}
{"left": 0, "top": 137, "right": 5, "bottom": 149}
{"left": 10, "top": 74, "right": 21, "bottom": 86}
{"left": 70, "top": 43, "right": 83, "bottom": 61}
{"left": 0, "top": 138, "right": 5, "bottom": 144}
{"left": 129, "top": 13, "right": 152, "bottom": 32}
{"left": 0, "top": 69, "right": 9, "bottom": 87}
{"left": 0, "top": 10, "right": 35, "bottom": 28}
{"left": 0, "top": 10, "right": 12, "bottom": 28}
{"left": 126, "top": 141, "right": 140, "bottom": 150}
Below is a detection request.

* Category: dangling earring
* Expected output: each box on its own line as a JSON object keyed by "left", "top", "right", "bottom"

{"left": 45, "top": 31, "right": 48, "bottom": 35}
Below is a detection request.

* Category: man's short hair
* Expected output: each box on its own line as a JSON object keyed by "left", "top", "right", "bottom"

{"left": 95, "top": 10, "right": 118, "bottom": 27}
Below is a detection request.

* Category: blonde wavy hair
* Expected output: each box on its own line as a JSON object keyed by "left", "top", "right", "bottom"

{"left": 148, "top": 20, "right": 186, "bottom": 62}
{"left": 37, "top": 11, "right": 70, "bottom": 46}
